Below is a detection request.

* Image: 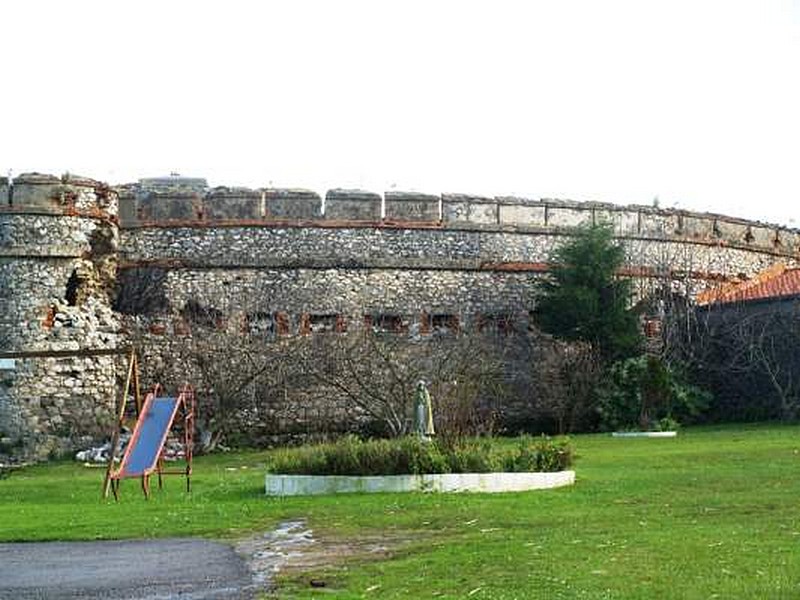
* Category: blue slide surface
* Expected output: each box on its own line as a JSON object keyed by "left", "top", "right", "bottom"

{"left": 121, "top": 397, "right": 179, "bottom": 477}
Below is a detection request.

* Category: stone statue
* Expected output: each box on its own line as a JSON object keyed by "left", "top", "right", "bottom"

{"left": 415, "top": 380, "right": 435, "bottom": 439}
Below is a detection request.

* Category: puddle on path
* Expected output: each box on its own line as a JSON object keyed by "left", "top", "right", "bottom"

{"left": 236, "top": 519, "right": 406, "bottom": 593}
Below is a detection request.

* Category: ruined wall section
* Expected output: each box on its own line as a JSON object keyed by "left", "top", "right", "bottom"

{"left": 0, "top": 174, "right": 120, "bottom": 462}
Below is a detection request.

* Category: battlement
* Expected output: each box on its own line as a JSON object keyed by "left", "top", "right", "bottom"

{"left": 115, "top": 179, "right": 800, "bottom": 257}
{"left": 1, "top": 172, "right": 118, "bottom": 219}
{"left": 2, "top": 170, "right": 797, "bottom": 257}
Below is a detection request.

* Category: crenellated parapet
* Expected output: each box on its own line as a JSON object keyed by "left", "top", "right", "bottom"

{"left": 116, "top": 180, "right": 800, "bottom": 259}
{"left": 2, "top": 172, "right": 118, "bottom": 219}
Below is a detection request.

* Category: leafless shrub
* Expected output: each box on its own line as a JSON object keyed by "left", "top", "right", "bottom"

{"left": 658, "top": 290, "right": 800, "bottom": 423}
{"left": 294, "top": 329, "right": 510, "bottom": 442}
{"left": 519, "top": 336, "right": 601, "bottom": 434}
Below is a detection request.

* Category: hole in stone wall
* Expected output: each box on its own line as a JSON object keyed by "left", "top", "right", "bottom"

{"left": 431, "top": 313, "right": 460, "bottom": 334}
{"left": 527, "top": 310, "right": 538, "bottom": 332}
{"left": 180, "top": 299, "right": 223, "bottom": 328}
{"left": 246, "top": 311, "right": 276, "bottom": 336}
{"left": 114, "top": 267, "right": 170, "bottom": 315}
{"left": 65, "top": 270, "right": 81, "bottom": 306}
{"left": 88, "top": 226, "right": 115, "bottom": 256}
{"left": 369, "top": 314, "right": 407, "bottom": 334}
{"left": 422, "top": 313, "right": 460, "bottom": 334}
{"left": 307, "top": 314, "right": 339, "bottom": 333}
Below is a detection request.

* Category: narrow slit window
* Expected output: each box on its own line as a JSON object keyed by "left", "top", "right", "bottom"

{"left": 370, "top": 314, "right": 407, "bottom": 334}
{"left": 431, "top": 314, "right": 459, "bottom": 334}
{"left": 246, "top": 311, "right": 276, "bottom": 336}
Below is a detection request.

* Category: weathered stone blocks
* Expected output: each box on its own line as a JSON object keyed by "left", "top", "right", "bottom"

{"left": 777, "top": 229, "right": 800, "bottom": 254}
{"left": 118, "top": 190, "right": 138, "bottom": 225}
{"left": 325, "top": 189, "right": 382, "bottom": 221}
{"left": 0, "top": 177, "right": 8, "bottom": 206}
{"left": 680, "top": 213, "right": 715, "bottom": 239}
{"left": 749, "top": 225, "right": 777, "bottom": 249}
{"left": 593, "top": 208, "right": 640, "bottom": 235}
{"left": 263, "top": 188, "right": 322, "bottom": 220}
{"left": 638, "top": 210, "right": 680, "bottom": 237}
{"left": 110, "top": 178, "right": 800, "bottom": 257}
{"left": 545, "top": 201, "right": 593, "bottom": 228}
{"left": 138, "top": 191, "right": 202, "bottom": 221}
{"left": 384, "top": 191, "right": 439, "bottom": 222}
{"left": 442, "top": 194, "right": 497, "bottom": 225}
{"left": 1, "top": 176, "right": 120, "bottom": 463}
{"left": 713, "top": 218, "right": 750, "bottom": 244}
{"left": 9, "top": 173, "right": 61, "bottom": 209}
{"left": 204, "top": 187, "right": 261, "bottom": 220}
{"left": 497, "top": 197, "right": 546, "bottom": 227}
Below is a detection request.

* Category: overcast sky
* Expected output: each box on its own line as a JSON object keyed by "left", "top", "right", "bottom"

{"left": 2, "top": 1, "right": 798, "bottom": 225}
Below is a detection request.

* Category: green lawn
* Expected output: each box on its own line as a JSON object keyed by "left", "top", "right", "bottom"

{"left": 1, "top": 424, "right": 800, "bottom": 598}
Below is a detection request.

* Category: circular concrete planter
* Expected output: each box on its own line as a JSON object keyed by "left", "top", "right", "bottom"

{"left": 265, "top": 471, "right": 575, "bottom": 496}
{"left": 611, "top": 431, "right": 677, "bottom": 438}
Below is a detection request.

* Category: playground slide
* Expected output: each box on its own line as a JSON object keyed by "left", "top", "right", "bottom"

{"left": 116, "top": 396, "right": 181, "bottom": 478}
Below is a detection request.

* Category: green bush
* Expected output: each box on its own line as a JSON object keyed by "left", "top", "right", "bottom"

{"left": 595, "top": 355, "right": 710, "bottom": 431}
{"left": 445, "top": 438, "right": 499, "bottom": 473}
{"left": 265, "top": 435, "right": 574, "bottom": 475}
{"left": 505, "top": 435, "right": 574, "bottom": 472}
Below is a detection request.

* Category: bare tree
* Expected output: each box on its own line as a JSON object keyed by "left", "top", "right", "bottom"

{"left": 177, "top": 328, "right": 302, "bottom": 450}
{"left": 728, "top": 304, "right": 800, "bottom": 420}
{"left": 511, "top": 335, "right": 601, "bottom": 434}
{"left": 671, "top": 297, "right": 800, "bottom": 422}
{"left": 294, "top": 328, "right": 510, "bottom": 441}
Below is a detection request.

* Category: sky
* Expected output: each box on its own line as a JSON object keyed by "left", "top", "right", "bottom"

{"left": 2, "top": 1, "right": 798, "bottom": 226}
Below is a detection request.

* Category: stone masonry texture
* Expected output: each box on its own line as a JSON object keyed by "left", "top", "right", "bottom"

{"left": 2, "top": 172, "right": 799, "bottom": 462}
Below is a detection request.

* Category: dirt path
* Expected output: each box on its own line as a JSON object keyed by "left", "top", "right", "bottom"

{"left": 236, "top": 519, "right": 402, "bottom": 590}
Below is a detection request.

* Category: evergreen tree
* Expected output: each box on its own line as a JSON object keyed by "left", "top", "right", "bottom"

{"left": 533, "top": 223, "right": 641, "bottom": 363}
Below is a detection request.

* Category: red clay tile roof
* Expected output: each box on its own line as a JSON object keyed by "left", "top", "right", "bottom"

{"left": 697, "top": 263, "right": 800, "bottom": 305}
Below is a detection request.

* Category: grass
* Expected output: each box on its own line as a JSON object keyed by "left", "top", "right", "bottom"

{"left": 1, "top": 424, "right": 800, "bottom": 598}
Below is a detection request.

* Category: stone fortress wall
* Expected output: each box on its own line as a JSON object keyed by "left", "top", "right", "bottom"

{"left": 0, "top": 174, "right": 120, "bottom": 461}
{"left": 117, "top": 180, "right": 800, "bottom": 346}
{"left": 2, "top": 171, "right": 798, "bottom": 461}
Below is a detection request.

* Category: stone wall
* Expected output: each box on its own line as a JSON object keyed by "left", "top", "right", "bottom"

{"left": 117, "top": 183, "right": 800, "bottom": 346}
{"left": 3, "top": 171, "right": 800, "bottom": 461}
{"left": 0, "top": 174, "right": 120, "bottom": 462}
{"left": 119, "top": 185, "right": 800, "bottom": 260}
{"left": 120, "top": 224, "right": 793, "bottom": 279}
